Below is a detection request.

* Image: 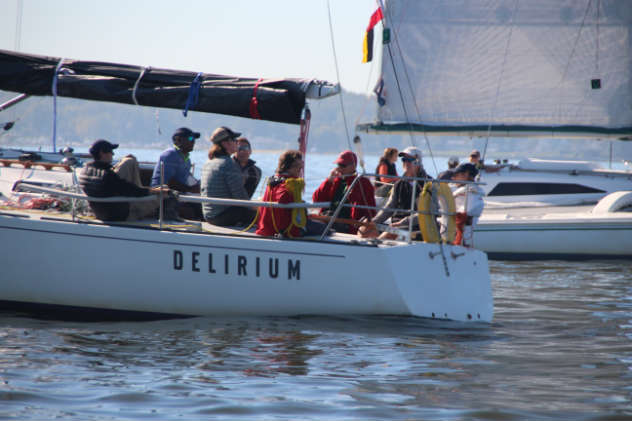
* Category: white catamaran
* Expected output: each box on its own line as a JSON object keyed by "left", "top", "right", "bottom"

{"left": 357, "top": 0, "right": 632, "bottom": 260}
{"left": 0, "top": 41, "right": 493, "bottom": 321}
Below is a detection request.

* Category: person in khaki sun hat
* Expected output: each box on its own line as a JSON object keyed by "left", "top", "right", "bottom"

{"left": 201, "top": 126, "right": 257, "bottom": 227}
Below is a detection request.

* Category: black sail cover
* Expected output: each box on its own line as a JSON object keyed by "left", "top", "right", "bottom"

{"left": 0, "top": 49, "right": 311, "bottom": 125}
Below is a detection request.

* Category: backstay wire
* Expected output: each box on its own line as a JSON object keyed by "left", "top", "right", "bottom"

{"left": 326, "top": 0, "right": 353, "bottom": 152}
{"left": 326, "top": 0, "right": 372, "bottom": 211}
{"left": 378, "top": 0, "right": 440, "bottom": 176}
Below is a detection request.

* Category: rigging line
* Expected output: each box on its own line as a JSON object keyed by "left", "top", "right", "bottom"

{"left": 353, "top": 53, "right": 377, "bottom": 130}
{"left": 14, "top": 0, "right": 23, "bottom": 51}
{"left": 595, "top": 0, "right": 600, "bottom": 74}
{"left": 326, "top": 0, "right": 352, "bottom": 150}
{"left": 559, "top": 0, "right": 593, "bottom": 85}
{"left": 381, "top": 0, "right": 441, "bottom": 175}
{"left": 554, "top": 0, "right": 594, "bottom": 123}
{"left": 378, "top": 1, "right": 417, "bottom": 152}
{"left": 483, "top": 0, "right": 520, "bottom": 162}
{"left": 569, "top": 0, "right": 602, "bottom": 126}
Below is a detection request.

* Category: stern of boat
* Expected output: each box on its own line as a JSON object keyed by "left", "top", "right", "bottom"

{"left": 383, "top": 242, "right": 493, "bottom": 322}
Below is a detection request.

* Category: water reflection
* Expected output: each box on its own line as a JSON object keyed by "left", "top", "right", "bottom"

{"left": 0, "top": 260, "right": 631, "bottom": 419}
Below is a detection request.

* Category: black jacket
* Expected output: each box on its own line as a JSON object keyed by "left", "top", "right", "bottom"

{"left": 79, "top": 160, "right": 149, "bottom": 221}
{"left": 373, "top": 169, "right": 431, "bottom": 225}
{"left": 235, "top": 157, "right": 262, "bottom": 199}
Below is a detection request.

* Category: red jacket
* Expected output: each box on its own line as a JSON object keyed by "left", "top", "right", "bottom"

{"left": 256, "top": 178, "right": 302, "bottom": 237}
{"left": 312, "top": 175, "right": 376, "bottom": 233}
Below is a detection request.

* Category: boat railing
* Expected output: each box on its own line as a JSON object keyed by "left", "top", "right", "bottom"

{"left": 12, "top": 176, "right": 482, "bottom": 245}
{"left": 11, "top": 181, "right": 333, "bottom": 227}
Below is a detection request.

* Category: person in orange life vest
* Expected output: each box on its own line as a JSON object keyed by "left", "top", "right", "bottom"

{"left": 374, "top": 147, "right": 398, "bottom": 197}
{"left": 256, "top": 150, "right": 328, "bottom": 238}
{"left": 451, "top": 163, "right": 485, "bottom": 247}
{"left": 312, "top": 150, "right": 376, "bottom": 234}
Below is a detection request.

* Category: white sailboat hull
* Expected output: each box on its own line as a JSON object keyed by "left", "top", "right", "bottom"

{"left": 475, "top": 206, "right": 632, "bottom": 260}
{"left": 0, "top": 213, "right": 493, "bottom": 322}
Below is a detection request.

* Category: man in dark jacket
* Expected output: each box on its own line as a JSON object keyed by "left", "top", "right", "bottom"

{"left": 79, "top": 139, "right": 167, "bottom": 221}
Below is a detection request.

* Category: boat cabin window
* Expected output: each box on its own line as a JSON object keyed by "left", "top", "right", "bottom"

{"left": 488, "top": 182, "right": 606, "bottom": 196}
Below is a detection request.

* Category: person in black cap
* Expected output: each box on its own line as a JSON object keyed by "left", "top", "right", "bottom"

{"left": 150, "top": 127, "right": 202, "bottom": 219}
{"left": 79, "top": 139, "right": 169, "bottom": 221}
{"left": 201, "top": 126, "right": 257, "bottom": 226}
{"left": 451, "top": 163, "right": 485, "bottom": 247}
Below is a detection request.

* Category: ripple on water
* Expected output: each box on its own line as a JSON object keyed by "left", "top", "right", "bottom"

{"left": 0, "top": 260, "right": 631, "bottom": 419}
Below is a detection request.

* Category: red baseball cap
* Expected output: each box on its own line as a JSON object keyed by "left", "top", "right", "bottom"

{"left": 334, "top": 150, "right": 357, "bottom": 167}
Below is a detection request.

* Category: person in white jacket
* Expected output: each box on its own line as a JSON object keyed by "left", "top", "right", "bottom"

{"left": 451, "top": 163, "right": 485, "bottom": 247}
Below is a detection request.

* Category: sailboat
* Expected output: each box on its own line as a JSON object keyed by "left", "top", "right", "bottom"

{"left": 0, "top": 49, "right": 493, "bottom": 322}
{"left": 356, "top": 0, "right": 632, "bottom": 260}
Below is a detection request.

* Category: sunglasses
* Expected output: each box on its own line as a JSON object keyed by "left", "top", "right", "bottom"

{"left": 187, "top": 136, "right": 196, "bottom": 142}
{"left": 238, "top": 145, "right": 250, "bottom": 151}
{"left": 401, "top": 156, "right": 417, "bottom": 163}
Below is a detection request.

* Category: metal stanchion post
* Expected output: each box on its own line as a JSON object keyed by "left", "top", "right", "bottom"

{"left": 159, "top": 161, "right": 164, "bottom": 230}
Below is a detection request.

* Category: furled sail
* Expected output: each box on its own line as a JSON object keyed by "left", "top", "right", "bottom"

{"left": 358, "top": 0, "right": 632, "bottom": 139}
{"left": 0, "top": 49, "right": 337, "bottom": 125}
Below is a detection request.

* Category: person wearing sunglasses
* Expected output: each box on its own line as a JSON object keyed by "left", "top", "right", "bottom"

{"left": 201, "top": 126, "right": 257, "bottom": 227}
{"left": 232, "top": 137, "right": 262, "bottom": 199}
{"left": 312, "top": 150, "right": 376, "bottom": 234}
{"left": 150, "top": 127, "right": 202, "bottom": 219}
{"left": 79, "top": 139, "right": 172, "bottom": 221}
{"left": 370, "top": 146, "right": 432, "bottom": 239}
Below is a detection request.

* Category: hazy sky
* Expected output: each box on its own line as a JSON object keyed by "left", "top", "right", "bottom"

{"left": 0, "top": 0, "right": 381, "bottom": 93}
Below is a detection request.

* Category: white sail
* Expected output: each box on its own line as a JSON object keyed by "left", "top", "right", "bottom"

{"left": 362, "top": 0, "right": 632, "bottom": 138}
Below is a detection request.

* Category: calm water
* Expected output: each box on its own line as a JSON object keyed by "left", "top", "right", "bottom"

{"left": 1, "top": 260, "right": 631, "bottom": 420}
{"left": 2, "top": 150, "right": 631, "bottom": 419}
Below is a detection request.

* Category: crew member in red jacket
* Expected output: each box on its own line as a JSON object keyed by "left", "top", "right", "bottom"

{"left": 312, "top": 150, "right": 376, "bottom": 234}
{"left": 256, "top": 150, "right": 327, "bottom": 238}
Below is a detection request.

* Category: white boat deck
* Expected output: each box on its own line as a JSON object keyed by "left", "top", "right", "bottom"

{"left": 0, "top": 205, "right": 393, "bottom": 247}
